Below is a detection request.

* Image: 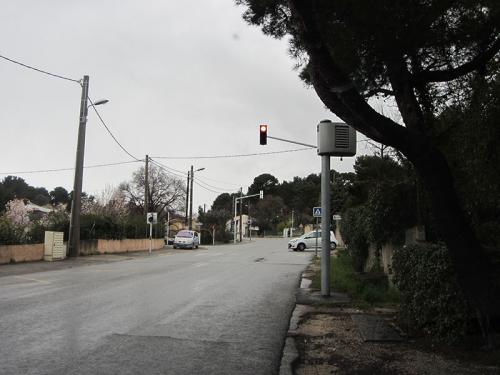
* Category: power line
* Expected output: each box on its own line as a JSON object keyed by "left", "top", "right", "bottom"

{"left": 0, "top": 160, "right": 142, "bottom": 176}
{"left": 150, "top": 147, "right": 314, "bottom": 160}
{"left": 88, "top": 97, "right": 141, "bottom": 161}
{"left": 196, "top": 175, "right": 241, "bottom": 188}
{"left": 194, "top": 178, "right": 231, "bottom": 194}
{"left": 0, "top": 53, "right": 81, "bottom": 84}
{"left": 193, "top": 180, "right": 228, "bottom": 194}
{"left": 149, "top": 159, "right": 235, "bottom": 195}
{"left": 151, "top": 158, "right": 242, "bottom": 192}
{"left": 148, "top": 159, "right": 188, "bottom": 180}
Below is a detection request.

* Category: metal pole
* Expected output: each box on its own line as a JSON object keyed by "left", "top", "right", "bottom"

{"left": 315, "top": 217, "right": 319, "bottom": 258}
{"left": 185, "top": 171, "right": 190, "bottom": 227}
{"left": 321, "top": 155, "right": 331, "bottom": 297}
{"left": 233, "top": 196, "right": 237, "bottom": 243}
{"left": 68, "top": 75, "right": 89, "bottom": 258}
{"left": 166, "top": 211, "right": 170, "bottom": 246}
{"left": 239, "top": 188, "right": 243, "bottom": 242}
{"left": 144, "top": 155, "right": 149, "bottom": 216}
{"left": 248, "top": 203, "right": 251, "bottom": 242}
{"left": 149, "top": 222, "right": 152, "bottom": 254}
{"left": 189, "top": 165, "right": 194, "bottom": 230}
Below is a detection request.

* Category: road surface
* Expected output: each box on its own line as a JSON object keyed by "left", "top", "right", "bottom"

{"left": 0, "top": 238, "right": 310, "bottom": 374}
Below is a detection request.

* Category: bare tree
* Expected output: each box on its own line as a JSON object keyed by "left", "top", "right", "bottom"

{"left": 83, "top": 185, "right": 128, "bottom": 217}
{"left": 119, "top": 164, "right": 186, "bottom": 216}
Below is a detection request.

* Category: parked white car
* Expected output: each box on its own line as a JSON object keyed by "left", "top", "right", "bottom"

{"left": 288, "top": 230, "right": 338, "bottom": 251}
{"left": 173, "top": 230, "right": 200, "bottom": 249}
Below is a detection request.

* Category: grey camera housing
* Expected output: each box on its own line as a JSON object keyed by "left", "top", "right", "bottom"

{"left": 317, "top": 120, "right": 356, "bottom": 156}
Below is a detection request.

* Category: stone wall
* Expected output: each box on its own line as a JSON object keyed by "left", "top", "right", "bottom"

{"left": 1, "top": 239, "right": 164, "bottom": 264}
{"left": 363, "top": 226, "right": 427, "bottom": 283}
{"left": 0, "top": 243, "right": 44, "bottom": 265}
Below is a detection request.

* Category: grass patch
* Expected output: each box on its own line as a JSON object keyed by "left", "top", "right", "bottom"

{"left": 311, "top": 250, "right": 400, "bottom": 307}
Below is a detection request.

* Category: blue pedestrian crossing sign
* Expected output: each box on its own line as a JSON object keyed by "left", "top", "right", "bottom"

{"left": 313, "top": 207, "right": 322, "bottom": 217}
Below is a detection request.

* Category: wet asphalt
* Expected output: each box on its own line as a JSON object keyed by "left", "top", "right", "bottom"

{"left": 0, "top": 238, "right": 311, "bottom": 375}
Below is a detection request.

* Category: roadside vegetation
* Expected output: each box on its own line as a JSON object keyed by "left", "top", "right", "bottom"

{"left": 311, "top": 250, "right": 400, "bottom": 309}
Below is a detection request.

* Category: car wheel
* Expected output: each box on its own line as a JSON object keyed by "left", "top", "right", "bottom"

{"left": 297, "top": 243, "right": 305, "bottom": 251}
{"left": 330, "top": 242, "right": 337, "bottom": 250}
{"left": 173, "top": 245, "right": 177, "bottom": 249}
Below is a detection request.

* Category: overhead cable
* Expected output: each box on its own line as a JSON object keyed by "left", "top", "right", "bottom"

{"left": 0, "top": 53, "right": 81, "bottom": 84}
{"left": 88, "top": 97, "right": 141, "bottom": 161}
{"left": 150, "top": 147, "right": 314, "bottom": 160}
{"left": 0, "top": 160, "right": 142, "bottom": 175}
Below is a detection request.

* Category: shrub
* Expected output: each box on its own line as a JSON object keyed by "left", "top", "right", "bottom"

{"left": 341, "top": 207, "right": 369, "bottom": 271}
{"left": 392, "top": 242, "right": 471, "bottom": 343}
{"left": 312, "top": 251, "right": 399, "bottom": 306}
{"left": 0, "top": 216, "right": 23, "bottom": 245}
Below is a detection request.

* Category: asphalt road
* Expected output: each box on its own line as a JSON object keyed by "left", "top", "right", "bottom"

{"left": 0, "top": 238, "right": 310, "bottom": 375}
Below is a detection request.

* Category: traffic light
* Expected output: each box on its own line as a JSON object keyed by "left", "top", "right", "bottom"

{"left": 259, "top": 124, "right": 268, "bottom": 145}
{"left": 146, "top": 212, "right": 157, "bottom": 224}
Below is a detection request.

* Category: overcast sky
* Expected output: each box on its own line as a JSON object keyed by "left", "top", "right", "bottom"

{"left": 0, "top": 0, "right": 375, "bottom": 212}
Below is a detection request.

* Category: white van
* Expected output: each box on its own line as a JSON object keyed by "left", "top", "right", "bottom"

{"left": 173, "top": 230, "right": 200, "bottom": 249}
{"left": 288, "top": 230, "right": 338, "bottom": 251}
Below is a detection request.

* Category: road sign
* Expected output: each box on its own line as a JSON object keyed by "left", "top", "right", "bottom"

{"left": 332, "top": 214, "right": 341, "bottom": 220}
{"left": 313, "top": 207, "right": 322, "bottom": 217}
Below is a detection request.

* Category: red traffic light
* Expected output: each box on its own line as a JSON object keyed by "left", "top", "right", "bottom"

{"left": 259, "top": 124, "right": 268, "bottom": 145}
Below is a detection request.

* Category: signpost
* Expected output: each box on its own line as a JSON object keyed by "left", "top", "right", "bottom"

{"left": 313, "top": 207, "right": 321, "bottom": 257}
{"left": 146, "top": 212, "right": 157, "bottom": 254}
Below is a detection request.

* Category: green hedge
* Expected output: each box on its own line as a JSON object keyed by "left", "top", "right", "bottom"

{"left": 0, "top": 213, "right": 164, "bottom": 245}
{"left": 392, "top": 242, "right": 471, "bottom": 343}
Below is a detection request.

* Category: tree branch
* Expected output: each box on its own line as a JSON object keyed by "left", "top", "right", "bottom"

{"left": 287, "top": 0, "right": 424, "bottom": 155}
{"left": 363, "top": 88, "right": 394, "bottom": 99}
{"left": 414, "top": 37, "right": 500, "bottom": 83}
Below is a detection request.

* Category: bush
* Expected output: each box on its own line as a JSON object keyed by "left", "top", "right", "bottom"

{"left": 0, "top": 216, "right": 23, "bottom": 245}
{"left": 392, "top": 242, "right": 471, "bottom": 343}
{"left": 312, "top": 251, "right": 399, "bottom": 306}
{"left": 341, "top": 207, "right": 369, "bottom": 271}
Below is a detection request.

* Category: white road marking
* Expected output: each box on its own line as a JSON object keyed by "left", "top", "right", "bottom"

{"left": 13, "top": 275, "right": 51, "bottom": 285}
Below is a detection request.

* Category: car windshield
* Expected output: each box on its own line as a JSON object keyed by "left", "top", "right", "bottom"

{"left": 176, "top": 230, "right": 193, "bottom": 238}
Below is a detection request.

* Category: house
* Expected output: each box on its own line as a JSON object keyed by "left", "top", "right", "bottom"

{"left": 226, "top": 214, "right": 259, "bottom": 239}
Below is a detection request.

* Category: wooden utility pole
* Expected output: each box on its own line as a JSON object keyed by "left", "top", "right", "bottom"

{"left": 68, "top": 75, "right": 89, "bottom": 258}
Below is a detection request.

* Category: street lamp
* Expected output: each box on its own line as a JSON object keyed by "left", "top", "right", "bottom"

{"left": 68, "top": 74, "right": 108, "bottom": 257}
{"left": 188, "top": 166, "right": 205, "bottom": 230}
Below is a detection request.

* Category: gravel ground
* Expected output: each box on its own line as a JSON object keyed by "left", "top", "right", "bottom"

{"left": 292, "top": 306, "right": 500, "bottom": 375}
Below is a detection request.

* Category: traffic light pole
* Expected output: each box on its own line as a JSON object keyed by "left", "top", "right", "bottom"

{"left": 267, "top": 135, "right": 316, "bottom": 148}
{"left": 234, "top": 191, "right": 263, "bottom": 242}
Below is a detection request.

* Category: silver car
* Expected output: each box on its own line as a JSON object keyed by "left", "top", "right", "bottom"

{"left": 173, "top": 230, "right": 200, "bottom": 249}
{"left": 288, "top": 230, "right": 337, "bottom": 251}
